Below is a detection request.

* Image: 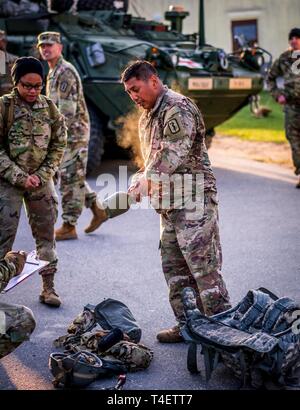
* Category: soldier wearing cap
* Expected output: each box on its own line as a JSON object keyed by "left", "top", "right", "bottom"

{"left": 0, "top": 30, "right": 18, "bottom": 96}
{"left": 37, "top": 31, "right": 108, "bottom": 240}
{"left": 268, "top": 28, "right": 300, "bottom": 188}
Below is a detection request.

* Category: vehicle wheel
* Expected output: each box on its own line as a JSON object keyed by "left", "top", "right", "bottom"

{"left": 205, "top": 129, "right": 215, "bottom": 149}
{"left": 50, "top": 0, "right": 128, "bottom": 12}
{"left": 78, "top": 0, "right": 128, "bottom": 11}
{"left": 49, "top": 0, "right": 73, "bottom": 12}
{"left": 86, "top": 102, "right": 105, "bottom": 175}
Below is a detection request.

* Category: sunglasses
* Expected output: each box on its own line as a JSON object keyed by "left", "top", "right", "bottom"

{"left": 20, "top": 81, "right": 43, "bottom": 91}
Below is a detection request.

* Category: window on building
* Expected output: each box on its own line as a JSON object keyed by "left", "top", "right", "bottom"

{"left": 231, "top": 19, "right": 258, "bottom": 51}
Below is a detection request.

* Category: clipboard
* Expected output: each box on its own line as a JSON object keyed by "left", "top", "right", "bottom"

{"left": 2, "top": 251, "right": 49, "bottom": 293}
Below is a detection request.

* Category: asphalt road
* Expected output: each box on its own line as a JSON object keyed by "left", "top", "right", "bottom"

{"left": 0, "top": 153, "right": 299, "bottom": 391}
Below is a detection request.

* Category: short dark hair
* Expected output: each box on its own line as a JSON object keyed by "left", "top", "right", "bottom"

{"left": 120, "top": 60, "right": 158, "bottom": 83}
{"left": 289, "top": 28, "right": 300, "bottom": 40}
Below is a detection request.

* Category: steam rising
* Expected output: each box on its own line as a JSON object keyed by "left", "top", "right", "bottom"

{"left": 116, "top": 108, "right": 144, "bottom": 168}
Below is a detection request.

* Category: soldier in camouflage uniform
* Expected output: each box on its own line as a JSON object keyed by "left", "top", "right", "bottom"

{"left": 267, "top": 28, "right": 300, "bottom": 188}
{"left": 37, "top": 32, "right": 108, "bottom": 241}
{"left": 0, "top": 30, "right": 17, "bottom": 96}
{"left": 0, "top": 251, "right": 36, "bottom": 359}
{"left": 0, "top": 56, "right": 67, "bottom": 307}
{"left": 121, "top": 61, "right": 231, "bottom": 343}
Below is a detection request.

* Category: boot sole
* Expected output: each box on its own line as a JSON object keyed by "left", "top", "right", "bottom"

{"left": 156, "top": 336, "right": 184, "bottom": 343}
{"left": 39, "top": 295, "right": 61, "bottom": 307}
{"left": 84, "top": 220, "right": 107, "bottom": 234}
{"left": 157, "top": 338, "right": 184, "bottom": 343}
{"left": 55, "top": 235, "right": 78, "bottom": 241}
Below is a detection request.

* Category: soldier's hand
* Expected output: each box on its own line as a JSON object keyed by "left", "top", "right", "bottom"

{"left": 5, "top": 251, "right": 27, "bottom": 276}
{"left": 24, "top": 175, "right": 40, "bottom": 189}
{"left": 128, "top": 182, "right": 142, "bottom": 203}
{"left": 277, "top": 95, "right": 287, "bottom": 105}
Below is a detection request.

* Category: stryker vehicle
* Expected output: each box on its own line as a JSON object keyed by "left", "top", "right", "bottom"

{"left": 0, "top": 0, "right": 272, "bottom": 173}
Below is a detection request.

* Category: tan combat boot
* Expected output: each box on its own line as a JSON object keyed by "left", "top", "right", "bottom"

{"left": 39, "top": 274, "right": 61, "bottom": 307}
{"left": 84, "top": 200, "right": 108, "bottom": 234}
{"left": 156, "top": 325, "right": 184, "bottom": 343}
{"left": 55, "top": 222, "right": 78, "bottom": 241}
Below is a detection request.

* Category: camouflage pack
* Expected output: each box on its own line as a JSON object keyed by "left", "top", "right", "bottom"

{"left": 181, "top": 287, "right": 300, "bottom": 389}
{"left": 51, "top": 298, "right": 153, "bottom": 388}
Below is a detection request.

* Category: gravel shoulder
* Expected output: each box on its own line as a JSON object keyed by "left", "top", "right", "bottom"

{"left": 212, "top": 134, "right": 293, "bottom": 170}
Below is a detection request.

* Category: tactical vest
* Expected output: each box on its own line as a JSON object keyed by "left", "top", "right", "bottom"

{"left": 181, "top": 287, "right": 300, "bottom": 389}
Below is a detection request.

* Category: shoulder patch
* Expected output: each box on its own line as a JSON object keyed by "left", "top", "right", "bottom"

{"left": 168, "top": 118, "right": 180, "bottom": 134}
{"left": 60, "top": 81, "right": 68, "bottom": 93}
{"left": 164, "top": 111, "right": 186, "bottom": 141}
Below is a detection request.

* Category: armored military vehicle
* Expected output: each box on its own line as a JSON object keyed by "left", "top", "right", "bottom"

{"left": 0, "top": 0, "right": 272, "bottom": 173}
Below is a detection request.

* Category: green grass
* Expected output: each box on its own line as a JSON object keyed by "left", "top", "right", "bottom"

{"left": 216, "top": 91, "right": 286, "bottom": 143}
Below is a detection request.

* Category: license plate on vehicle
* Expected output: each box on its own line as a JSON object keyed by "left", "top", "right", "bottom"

{"left": 188, "top": 78, "right": 213, "bottom": 90}
{"left": 229, "top": 78, "right": 252, "bottom": 89}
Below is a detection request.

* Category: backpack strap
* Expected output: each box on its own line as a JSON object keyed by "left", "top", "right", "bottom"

{"left": 0, "top": 96, "right": 14, "bottom": 136}
{"left": 239, "top": 290, "right": 271, "bottom": 331}
{"left": 0, "top": 96, "right": 14, "bottom": 145}
{"left": 262, "top": 297, "right": 299, "bottom": 333}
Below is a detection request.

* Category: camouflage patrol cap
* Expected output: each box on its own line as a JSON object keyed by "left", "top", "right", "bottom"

{"left": 0, "top": 30, "right": 6, "bottom": 41}
{"left": 37, "top": 31, "right": 61, "bottom": 47}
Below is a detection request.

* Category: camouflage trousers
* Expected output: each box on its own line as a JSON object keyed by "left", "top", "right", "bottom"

{"left": 59, "top": 143, "right": 97, "bottom": 226}
{"left": 0, "top": 302, "right": 35, "bottom": 359}
{"left": 0, "top": 178, "right": 58, "bottom": 276}
{"left": 160, "top": 191, "right": 231, "bottom": 322}
{"left": 285, "top": 104, "right": 300, "bottom": 175}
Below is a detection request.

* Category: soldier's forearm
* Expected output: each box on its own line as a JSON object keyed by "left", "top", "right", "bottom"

{"left": 0, "top": 259, "right": 16, "bottom": 292}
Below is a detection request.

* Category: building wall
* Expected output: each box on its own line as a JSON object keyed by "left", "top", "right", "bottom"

{"left": 128, "top": 0, "right": 300, "bottom": 59}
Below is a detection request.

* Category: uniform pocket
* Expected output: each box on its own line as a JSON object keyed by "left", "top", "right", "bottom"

{"left": 32, "top": 117, "right": 52, "bottom": 150}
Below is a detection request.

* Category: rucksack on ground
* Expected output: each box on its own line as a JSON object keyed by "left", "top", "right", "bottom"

{"left": 50, "top": 298, "right": 153, "bottom": 388}
{"left": 181, "top": 287, "right": 300, "bottom": 389}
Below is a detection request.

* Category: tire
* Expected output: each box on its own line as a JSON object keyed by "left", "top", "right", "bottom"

{"left": 50, "top": 0, "right": 128, "bottom": 12}
{"left": 205, "top": 129, "right": 215, "bottom": 149}
{"left": 86, "top": 102, "right": 105, "bottom": 175}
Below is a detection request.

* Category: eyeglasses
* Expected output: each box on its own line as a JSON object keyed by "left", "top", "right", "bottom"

{"left": 20, "top": 81, "right": 43, "bottom": 91}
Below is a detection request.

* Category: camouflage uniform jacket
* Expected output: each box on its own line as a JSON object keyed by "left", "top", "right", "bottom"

{"left": 46, "top": 56, "right": 90, "bottom": 145}
{"left": 0, "top": 89, "right": 67, "bottom": 188}
{"left": 0, "top": 51, "right": 17, "bottom": 96}
{"left": 267, "top": 49, "right": 300, "bottom": 104}
{"left": 138, "top": 86, "right": 216, "bottom": 191}
{"left": 0, "top": 257, "right": 15, "bottom": 292}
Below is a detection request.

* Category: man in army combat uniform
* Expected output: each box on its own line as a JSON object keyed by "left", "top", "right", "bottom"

{"left": 268, "top": 28, "right": 300, "bottom": 188}
{"left": 0, "top": 30, "right": 17, "bottom": 96}
{"left": 0, "top": 56, "right": 67, "bottom": 307}
{"left": 121, "top": 61, "right": 231, "bottom": 343}
{"left": 0, "top": 251, "right": 36, "bottom": 359}
{"left": 37, "top": 31, "right": 108, "bottom": 241}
